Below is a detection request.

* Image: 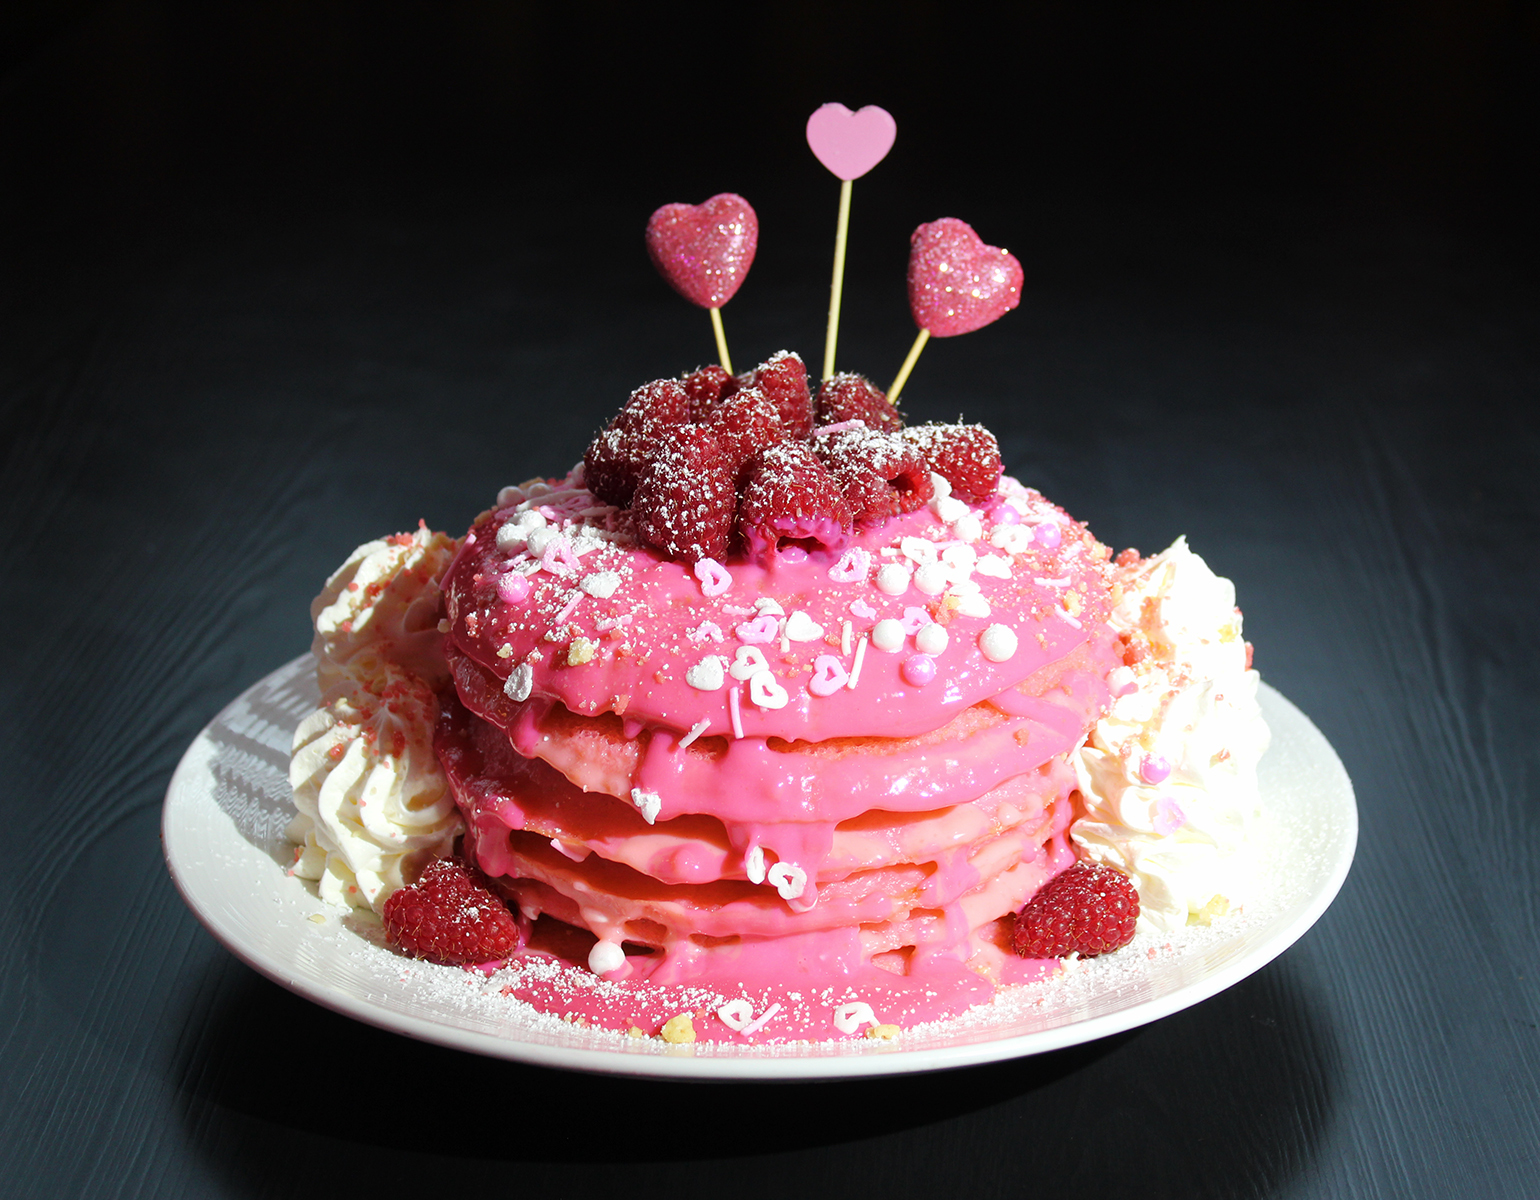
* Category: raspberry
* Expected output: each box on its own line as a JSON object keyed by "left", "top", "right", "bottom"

{"left": 382, "top": 856, "right": 525, "bottom": 965}
{"left": 702, "top": 385, "right": 787, "bottom": 487}
{"left": 749, "top": 350, "right": 813, "bottom": 440}
{"left": 737, "top": 441, "right": 851, "bottom": 560}
{"left": 583, "top": 379, "right": 691, "bottom": 507}
{"left": 903, "top": 423, "right": 1003, "bottom": 501}
{"left": 815, "top": 426, "right": 933, "bottom": 524}
{"left": 631, "top": 424, "right": 737, "bottom": 562}
{"left": 681, "top": 364, "right": 734, "bottom": 420}
{"left": 814, "top": 373, "right": 905, "bottom": 433}
{"left": 1010, "top": 861, "right": 1140, "bottom": 959}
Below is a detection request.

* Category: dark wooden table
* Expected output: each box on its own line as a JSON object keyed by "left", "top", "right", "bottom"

{"left": 2, "top": 5, "right": 1537, "bottom": 1197}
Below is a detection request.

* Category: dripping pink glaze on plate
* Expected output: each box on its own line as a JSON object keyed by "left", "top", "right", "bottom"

{"left": 433, "top": 472, "right": 1123, "bottom": 1040}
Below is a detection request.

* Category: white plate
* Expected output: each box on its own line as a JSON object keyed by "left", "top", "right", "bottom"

{"left": 162, "top": 656, "right": 1356, "bottom": 1080}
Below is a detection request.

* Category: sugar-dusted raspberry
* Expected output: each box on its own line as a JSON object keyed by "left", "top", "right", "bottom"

{"left": 1011, "top": 861, "right": 1140, "bottom": 959}
{"left": 815, "top": 425, "right": 934, "bottom": 524}
{"left": 903, "top": 423, "right": 1003, "bottom": 501}
{"left": 583, "top": 379, "right": 691, "bottom": 507}
{"left": 737, "top": 441, "right": 851, "bottom": 560}
{"left": 1115, "top": 547, "right": 1141, "bottom": 568}
{"left": 749, "top": 350, "right": 813, "bottom": 440}
{"left": 814, "top": 373, "right": 905, "bottom": 433}
{"left": 382, "top": 856, "right": 526, "bottom": 965}
{"left": 702, "top": 385, "right": 787, "bottom": 487}
{"left": 631, "top": 425, "right": 737, "bottom": 562}
{"left": 681, "top": 364, "right": 734, "bottom": 420}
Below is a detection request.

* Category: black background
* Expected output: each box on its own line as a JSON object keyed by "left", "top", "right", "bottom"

{"left": 2, "top": 3, "right": 1538, "bottom": 1198}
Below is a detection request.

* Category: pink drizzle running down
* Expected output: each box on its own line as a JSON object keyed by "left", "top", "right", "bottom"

{"left": 435, "top": 471, "right": 1122, "bottom": 1040}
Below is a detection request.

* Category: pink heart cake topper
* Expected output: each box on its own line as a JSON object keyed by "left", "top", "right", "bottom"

{"left": 645, "top": 193, "right": 758, "bottom": 309}
{"left": 806, "top": 103, "right": 896, "bottom": 181}
{"left": 907, "top": 218, "right": 1023, "bottom": 337}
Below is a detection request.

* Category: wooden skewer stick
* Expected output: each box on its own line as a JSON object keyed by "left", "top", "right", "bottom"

{"left": 709, "top": 306, "right": 733, "bottom": 375}
{"left": 822, "top": 178, "right": 853, "bottom": 381}
{"left": 887, "top": 327, "right": 930, "bottom": 403}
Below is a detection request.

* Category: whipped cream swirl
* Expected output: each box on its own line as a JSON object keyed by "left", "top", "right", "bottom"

{"left": 1072, "top": 538, "right": 1270, "bottom": 932}
{"left": 288, "top": 524, "right": 462, "bottom": 911}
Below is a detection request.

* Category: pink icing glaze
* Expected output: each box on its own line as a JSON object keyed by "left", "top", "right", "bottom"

{"left": 443, "top": 476, "right": 1114, "bottom": 744}
{"left": 430, "top": 473, "right": 1123, "bottom": 1038}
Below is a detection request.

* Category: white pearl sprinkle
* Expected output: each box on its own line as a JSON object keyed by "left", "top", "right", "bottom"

{"left": 913, "top": 562, "right": 949, "bottom": 596}
{"left": 915, "top": 623, "right": 949, "bottom": 655}
{"left": 979, "top": 624, "right": 1019, "bottom": 662}
{"left": 952, "top": 513, "right": 984, "bottom": 543}
{"left": 872, "top": 619, "right": 906, "bottom": 652}
{"left": 876, "top": 563, "right": 912, "bottom": 595}
{"left": 588, "top": 940, "right": 626, "bottom": 976}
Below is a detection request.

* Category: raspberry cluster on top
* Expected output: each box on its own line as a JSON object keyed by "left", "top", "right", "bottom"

{"left": 583, "top": 349, "right": 1005, "bottom": 565}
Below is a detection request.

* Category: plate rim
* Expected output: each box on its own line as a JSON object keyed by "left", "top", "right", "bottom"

{"left": 162, "top": 657, "right": 1357, "bottom": 1081}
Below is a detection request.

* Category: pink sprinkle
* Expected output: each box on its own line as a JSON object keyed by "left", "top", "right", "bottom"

{"left": 1154, "top": 797, "right": 1187, "bottom": 836}
{"left": 736, "top": 614, "right": 779, "bottom": 644}
{"left": 808, "top": 655, "right": 850, "bottom": 696}
{"left": 688, "top": 620, "right": 724, "bottom": 643}
{"left": 849, "top": 599, "right": 877, "bottom": 620}
{"left": 554, "top": 591, "right": 583, "bottom": 624}
{"left": 541, "top": 537, "right": 581, "bottom": 576}
{"left": 693, "top": 557, "right": 732, "bottom": 597}
{"left": 496, "top": 572, "right": 531, "bottom": 604}
{"left": 988, "top": 503, "right": 1020, "bottom": 526}
{"left": 828, "top": 547, "right": 871, "bottom": 583}
{"left": 813, "top": 419, "right": 867, "bottom": 436}
{"left": 901, "top": 654, "right": 937, "bottom": 686}
{"left": 899, "top": 606, "right": 932, "bottom": 635}
{"left": 1033, "top": 522, "right": 1062, "bottom": 550}
{"left": 728, "top": 685, "right": 744, "bottom": 739}
{"left": 1141, "top": 754, "right": 1172, "bottom": 784}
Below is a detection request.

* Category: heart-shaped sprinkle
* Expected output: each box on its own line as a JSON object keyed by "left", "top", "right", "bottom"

{"left": 717, "top": 999, "right": 754, "bottom": 1031}
{"left": 784, "top": 610, "right": 824, "bottom": 642}
{"left": 729, "top": 645, "right": 771, "bottom": 681}
{"left": 693, "top": 557, "right": 732, "bottom": 597}
{"left": 832, "top": 1001, "right": 877, "bottom": 1034}
{"left": 767, "top": 860, "right": 808, "bottom": 899}
{"left": 735, "top": 614, "right": 779, "bottom": 644}
{"left": 827, "top": 547, "right": 871, "bottom": 583}
{"left": 908, "top": 218, "right": 1023, "bottom": 337}
{"left": 645, "top": 193, "right": 758, "bottom": 309}
{"left": 749, "top": 670, "right": 789, "bottom": 710}
{"left": 899, "top": 606, "right": 933, "bottom": 635}
{"left": 1154, "top": 796, "right": 1188, "bottom": 836}
{"left": 685, "top": 656, "right": 726, "bottom": 691}
{"left": 808, "top": 654, "right": 849, "bottom": 697}
{"left": 806, "top": 103, "right": 897, "bottom": 181}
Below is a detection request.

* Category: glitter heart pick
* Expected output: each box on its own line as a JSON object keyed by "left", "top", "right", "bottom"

{"left": 645, "top": 193, "right": 758, "bottom": 373}
{"left": 888, "top": 218, "right": 1024, "bottom": 402}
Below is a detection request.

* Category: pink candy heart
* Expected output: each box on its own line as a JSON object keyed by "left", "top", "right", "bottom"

{"left": 907, "top": 218, "right": 1023, "bottom": 337}
{"left": 645, "top": 193, "right": 758, "bottom": 309}
{"left": 806, "top": 103, "right": 897, "bottom": 181}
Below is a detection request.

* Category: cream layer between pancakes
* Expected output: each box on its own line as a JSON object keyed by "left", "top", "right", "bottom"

{"left": 435, "top": 471, "right": 1125, "bottom": 1016}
